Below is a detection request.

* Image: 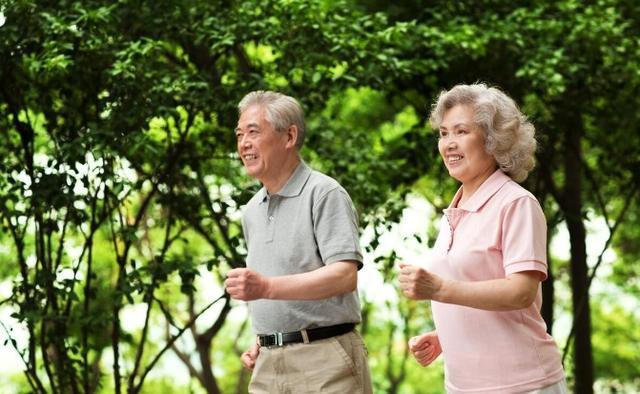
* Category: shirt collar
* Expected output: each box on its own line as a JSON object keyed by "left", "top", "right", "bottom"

{"left": 447, "top": 169, "right": 511, "bottom": 212}
{"left": 258, "top": 161, "right": 312, "bottom": 203}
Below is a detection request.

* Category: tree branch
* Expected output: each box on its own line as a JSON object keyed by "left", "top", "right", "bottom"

{"left": 131, "top": 293, "right": 227, "bottom": 394}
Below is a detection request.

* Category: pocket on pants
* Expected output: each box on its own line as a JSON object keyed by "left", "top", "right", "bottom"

{"left": 330, "top": 335, "right": 359, "bottom": 375}
{"left": 299, "top": 338, "right": 361, "bottom": 393}
{"left": 332, "top": 332, "right": 370, "bottom": 390}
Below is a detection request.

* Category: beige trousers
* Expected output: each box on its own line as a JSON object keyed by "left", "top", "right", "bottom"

{"left": 249, "top": 330, "right": 372, "bottom": 394}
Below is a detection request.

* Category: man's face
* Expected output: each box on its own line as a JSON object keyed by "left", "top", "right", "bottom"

{"left": 235, "top": 105, "right": 290, "bottom": 183}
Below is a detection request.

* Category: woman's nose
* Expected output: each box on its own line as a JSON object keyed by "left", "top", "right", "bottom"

{"left": 446, "top": 138, "right": 457, "bottom": 148}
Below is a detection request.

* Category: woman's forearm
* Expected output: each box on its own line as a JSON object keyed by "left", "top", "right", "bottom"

{"left": 435, "top": 271, "right": 541, "bottom": 311}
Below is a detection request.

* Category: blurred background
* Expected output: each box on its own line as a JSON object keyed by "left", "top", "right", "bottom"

{"left": 0, "top": 0, "right": 639, "bottom": 393}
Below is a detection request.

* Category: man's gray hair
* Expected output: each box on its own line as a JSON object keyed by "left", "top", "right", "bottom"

{"left": 238, "top": 91, "right": 306, "bottom": 149}
{"left": 429, "top": 83, "right": 537, "bottom": 182}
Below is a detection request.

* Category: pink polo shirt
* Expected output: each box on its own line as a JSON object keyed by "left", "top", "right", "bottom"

{"left": 429, "top": 170, "right": 564, "bottom": 393}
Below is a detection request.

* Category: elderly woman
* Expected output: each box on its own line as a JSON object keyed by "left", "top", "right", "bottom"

{"left": 399, "top": 84, "right": 567, "bottom": 393}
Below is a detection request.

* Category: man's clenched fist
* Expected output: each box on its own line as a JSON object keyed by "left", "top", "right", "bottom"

{"left": 225, "top": 268, "right": 271, "bottom": 301}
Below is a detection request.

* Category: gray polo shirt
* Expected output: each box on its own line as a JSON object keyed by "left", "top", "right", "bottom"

{"left": 242, "top": 161, "right": 363, "bottom": 334}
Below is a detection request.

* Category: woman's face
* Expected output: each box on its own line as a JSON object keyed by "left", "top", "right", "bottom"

{"left": 437, "top": 104, "right": 497, "bottom": 186}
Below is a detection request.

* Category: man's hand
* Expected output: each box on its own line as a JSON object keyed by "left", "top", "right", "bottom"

{"left": 225, "top": 268, "right": 271, "bottom": 301}
{"left": 241, "top": 343, "right": 260, "bottom": 370}
{"left": 408, "top": 331, "right": 442, "bottom": 367}
{"left": 398, "top": 263, "right": 444, "bottom": 300}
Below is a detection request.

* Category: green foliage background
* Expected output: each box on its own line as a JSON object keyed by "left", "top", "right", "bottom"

{"left": 0, "top": 0, "right": 639, "bottom": 393}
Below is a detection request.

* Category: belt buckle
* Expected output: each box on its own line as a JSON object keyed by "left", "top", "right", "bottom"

{"left": 275, "top": 332, "right": 284, "bottom": 346}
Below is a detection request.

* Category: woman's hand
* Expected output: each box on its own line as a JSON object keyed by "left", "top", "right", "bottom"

{"left": 398, "top": 263, "right": 444, "bottom": 301}
{"left": 409, "top": 331, "right": 442, "bottom": 367}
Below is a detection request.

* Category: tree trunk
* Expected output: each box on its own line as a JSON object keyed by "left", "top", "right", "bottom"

{"left": 541, "top": 250, "right": 555, "bottom": 335}
{"left": 564, "top": 120, "right": 594, "bottom": 394}
{"left": 196, "top": 336, "right": 221, "bottom": 394}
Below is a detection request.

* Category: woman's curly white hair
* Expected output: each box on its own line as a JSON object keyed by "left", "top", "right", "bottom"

{"left": 429, "top": 83, "right": 537, "bottom": 182}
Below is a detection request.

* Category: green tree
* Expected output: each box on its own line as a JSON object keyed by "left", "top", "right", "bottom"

{"left": 0, "top": 0, "right": 406, "bottom": 393}
{"left": 2, "top": 0, "right": 639, "bottom": 393}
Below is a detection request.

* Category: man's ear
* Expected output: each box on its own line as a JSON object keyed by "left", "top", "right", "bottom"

{"left": 285, "top": 124, "right": 298, "bottom": 149}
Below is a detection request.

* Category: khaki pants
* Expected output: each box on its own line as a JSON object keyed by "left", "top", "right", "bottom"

{"left": 249, "top": 330, "right": 372, "bottom": 394}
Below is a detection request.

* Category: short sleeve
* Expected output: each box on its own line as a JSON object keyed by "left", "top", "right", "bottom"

{"left": 501, "top": 196, "right": 548, "bottom": 280}
{"left": 312, "top": 187, "right": 363, "bottom": 268}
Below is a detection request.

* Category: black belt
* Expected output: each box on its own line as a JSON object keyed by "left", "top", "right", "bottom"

{"left": 257, "top": 323, "right": 355, "bottom": 347}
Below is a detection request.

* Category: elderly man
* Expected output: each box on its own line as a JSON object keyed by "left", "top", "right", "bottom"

{"left": 224, "top": 90, "right": 372, "bottom": 393}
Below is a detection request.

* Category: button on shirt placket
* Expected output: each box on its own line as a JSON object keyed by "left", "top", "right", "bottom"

{"left": 265, "top": 195, "right": 278, "bottom": 243}
{"left": 445, "top": 215, "right": 454, "bottom": 252}
{"left": 443, "top": 208, "right": 464, "bottom": 253}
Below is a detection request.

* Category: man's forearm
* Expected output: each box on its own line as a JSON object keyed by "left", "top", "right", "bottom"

{"left": 265, "top": 261, "right": 358, "bottom": 300}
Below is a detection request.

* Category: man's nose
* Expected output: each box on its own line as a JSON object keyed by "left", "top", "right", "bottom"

{"left": 238, "top": 135, "right": 250, "bottom": 148}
